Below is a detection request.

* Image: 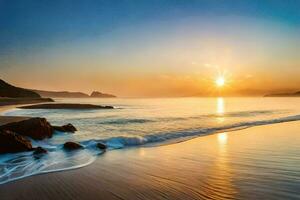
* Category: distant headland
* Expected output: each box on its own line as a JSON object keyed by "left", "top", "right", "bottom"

{"left": 0, "top": 79, "right": 41, "bottom": 98}
{"left": 0, "top": 79, "right": 116, "bottom": 99}
{"left": 264, "top": 91, "right": 300, "bottom": 97}
{"left": 33, "top": 89, "right": 116, "bottom": 98}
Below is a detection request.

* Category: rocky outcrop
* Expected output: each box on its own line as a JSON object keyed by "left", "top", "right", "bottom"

{"left": 0, "top": 79, "right": 41, "bottom": 98}
{"left": 90, "top": 91, "right": 116, "bottom": 98}
{"left": 53, "top": 123, "right": 77, "bottom": 133}
{"left": 18, "top": 103, "right": 114, "bottom": 109}
{"left": 0, "top": 130, "right": 33, "bottom": 153}
{"left": 0, "top": 118, "right": 53, "bottom": 140}
{"left": 63, "top": 142, "right": 83, "bottom": 150}
{"left": 0, "top": 117, "right": 83, "bottom": 154}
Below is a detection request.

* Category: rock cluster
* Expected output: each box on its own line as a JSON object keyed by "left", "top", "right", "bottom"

{"left": 0, "top": 118, "right": 78, "bottom": 154}
{"left": 0, "top": 117, "right": 108, "bottom": 154}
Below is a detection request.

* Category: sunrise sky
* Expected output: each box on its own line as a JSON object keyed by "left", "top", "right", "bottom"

{"left": 1, "top": 0, "right": 299, "bottom": 97}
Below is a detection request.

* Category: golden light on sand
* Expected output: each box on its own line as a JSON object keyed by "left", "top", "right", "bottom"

{"left": 218, "top": 132, "right": 228, "bottom": 145}
{"left": 216, "top": 76, "right": 225, "bottom": 87}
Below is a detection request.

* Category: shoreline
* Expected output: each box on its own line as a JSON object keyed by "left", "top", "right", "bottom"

{"left": 0, "top": 97, "right": 55, "bottom": 125}
{"left": 0, "top": 104, "right": 31, "bottom": 126}
{"left": 0, "top": 121, "right": 299, "bottom": 199}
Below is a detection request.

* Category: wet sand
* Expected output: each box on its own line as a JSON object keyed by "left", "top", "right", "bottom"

{"left": 0, "top": 98, "right": 55, "bottom": 125}
{"left": 0, "top": 121, "right": 299, "bottom": 200}
{"left": 0, "top": 105, "right": 30, "bottom": 126}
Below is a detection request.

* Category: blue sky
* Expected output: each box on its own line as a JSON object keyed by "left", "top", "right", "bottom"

{"left": 0, "top": 0, "right": 299, "bottom": 96}
{"left": 1, "top": 0, "right": 299, "bottom": 54}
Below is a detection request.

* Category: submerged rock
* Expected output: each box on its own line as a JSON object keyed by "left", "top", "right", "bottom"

{"left": 53, "top": 123, "right": 77, "bottom": 133}
{"left": 0, "top": 130, "right": 33, "bottom": 154}
{"left": 0, "top": 117, "right": 53, "bottom": 140}
{"left": 96, "top": 142, "right": 107, "bottom": 150}
{"left": 18, "top": 103, "right": 114, "bottom": 109}
{"left": 33, "top": 146, "right": 47, "bottom": 155}
{"left": 63, "top": 142, "right": 83, "bottom": 150}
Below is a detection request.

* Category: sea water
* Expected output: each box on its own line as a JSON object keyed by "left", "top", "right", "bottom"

{"left": 1, "top": 97, "right": 300, "bottom": 184}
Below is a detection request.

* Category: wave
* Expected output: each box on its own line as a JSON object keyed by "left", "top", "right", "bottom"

{"left": 209, "top": 110, "right": 283, "bottom": 117}
{"left": 98, "top": 118, "right": 154, "bottom": 125}
{"left": 94, "top": 114, "right": 300, "bottom": 148}
{"left": 92, "top": 110, "right": 283, "bottom": 126}
{"left": 160, "top": 110, "right": 285, "bottom": 121}
{"left": 0, "top": 113, "right": 300, "bottom": 185}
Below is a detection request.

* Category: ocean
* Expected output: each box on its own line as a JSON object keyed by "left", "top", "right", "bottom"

{"left": 1, "top": 97, "right": 300, "bottom": 185}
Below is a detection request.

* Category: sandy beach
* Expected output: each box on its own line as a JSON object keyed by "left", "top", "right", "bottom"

{"left": 0, "top": 120, "right": 299, "bottom": 200}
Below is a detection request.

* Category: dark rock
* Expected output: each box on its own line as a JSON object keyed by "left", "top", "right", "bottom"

{"left": 90, "top": 91, "right": 116, "bottom": 98}
{"left": 18, "top": 103, "right": 114, "bottom": 109}
{"left": 53, "top": 123, "right": 77, "bottom": 133}
{"left": 0, "top": 117, "right": 53, "bottom": 140}
{"left": 63, "top": 142, "right": 83, "bottom": 150}
{"left": 96, "top": 142, "right": 107, "bottom": 150}
{"left": 0, "top": 130, "right": 33, "bottom": 154}
{"left": 33, "top": 146, "right": 47, "bottom": 155}
{"left": 0, "top": 79, "right": 41, "bottom": 98}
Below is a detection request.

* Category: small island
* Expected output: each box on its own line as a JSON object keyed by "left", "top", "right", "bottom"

{"left": 90, "top": 91, "right": 116, "bottom": 98}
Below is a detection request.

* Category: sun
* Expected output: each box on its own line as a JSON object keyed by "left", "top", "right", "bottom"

{"left": 216, "top": 76, "right": 225, "bottom": 87}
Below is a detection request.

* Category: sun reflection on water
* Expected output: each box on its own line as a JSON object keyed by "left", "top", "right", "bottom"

{"left": 217, "top": 97, "right": 225, "bottom": 123}
{"left": 217, "top": 97, "right": 225, "bottom": 114}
